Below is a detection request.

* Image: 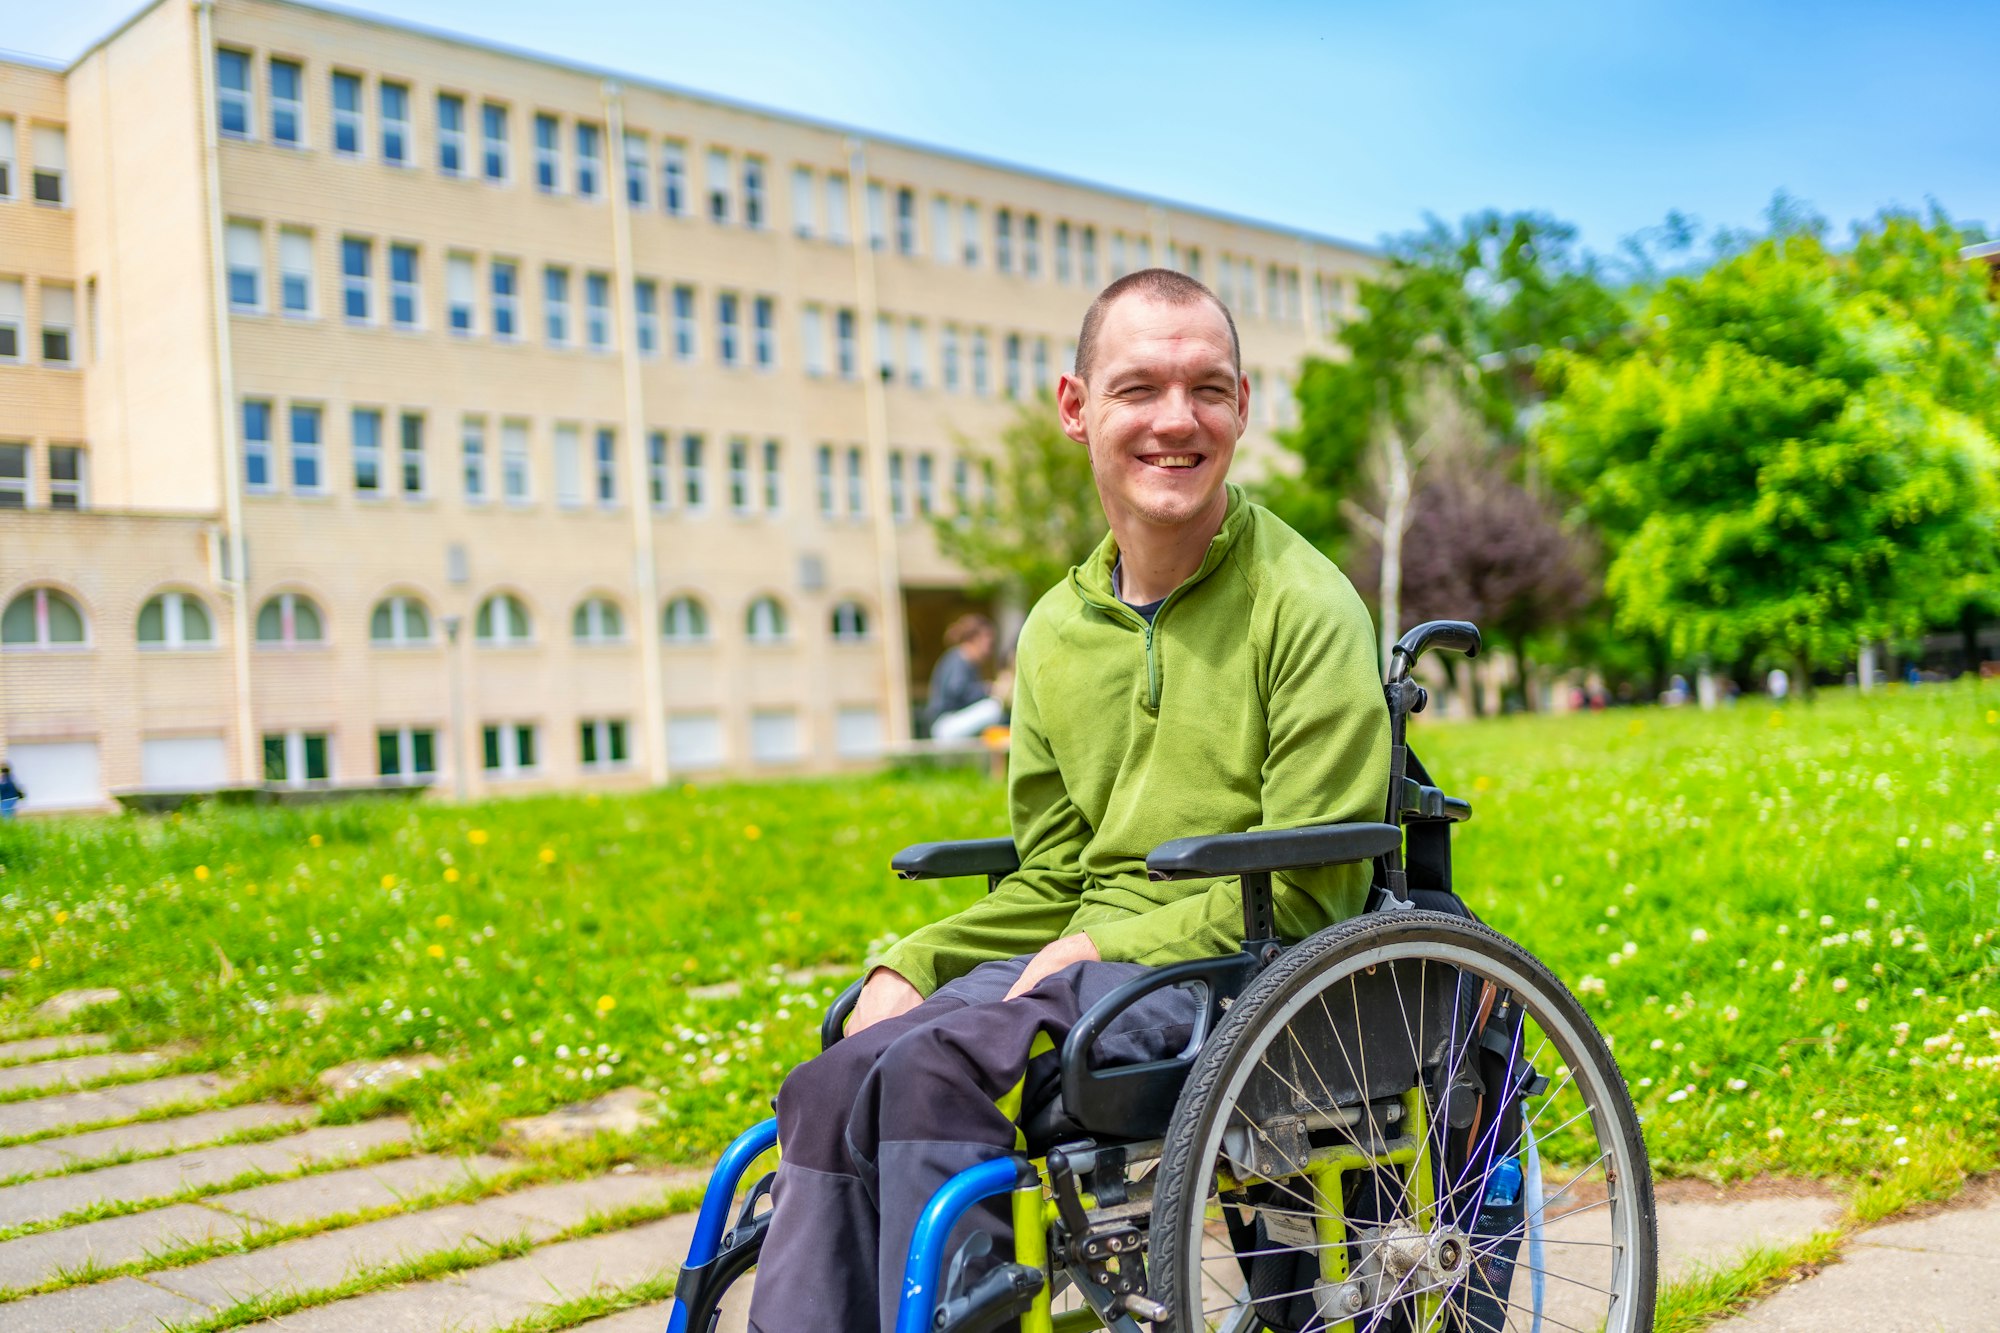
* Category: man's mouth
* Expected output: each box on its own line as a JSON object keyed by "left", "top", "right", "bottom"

{"left": 1142, "top": 454, "right": 1202, "bottom": 470}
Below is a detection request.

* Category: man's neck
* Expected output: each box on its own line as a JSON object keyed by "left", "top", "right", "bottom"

{"left": 1108, "top": 492, "right": 1229, "bottom": 606}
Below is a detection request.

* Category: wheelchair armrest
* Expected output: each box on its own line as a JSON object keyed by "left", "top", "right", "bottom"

{"left": 821, "top": 976, "right": 866, "bottom": 1051}
{"left": 1057, "top": 953, "right": 1259, "bottom": 1142}
{"left": 891, "top": 837, "right": 1020, "bottom": 882}
{"left": 1146, "top": 821, "right": 1404, "bottom": 881}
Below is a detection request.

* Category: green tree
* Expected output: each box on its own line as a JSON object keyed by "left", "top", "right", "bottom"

{"left": 1538, "top": 210, "right": 2000, "bottom": 685}
{"left": 932, "top": 394, "right": 1103, "bottom": 604}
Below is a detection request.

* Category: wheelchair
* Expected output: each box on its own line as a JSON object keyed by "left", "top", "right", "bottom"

{"left": 668, "top": 621, "right": 1658, "bottom": 1332}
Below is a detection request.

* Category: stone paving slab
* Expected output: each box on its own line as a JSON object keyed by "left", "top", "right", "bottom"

{"left": 0, "top": 1072, "right": 237, "bottom": 1139}
{"left": 0, "top": 1035, "right": 112, "bottom": 1063}
{"left": 476, "top": 1169, "right": 706, "bottom": 1236}
{"left": 2, "top": 1274, "right": 209, "bottom": 1332}
{"left": 1716, "top": 1191, "right": 2000, "bottom": 1332}
{"left": 1658, "top": 1192, "right": 1844, "bottom": 1276}
{"left": 211, "top": 1152, "right": 510, "bottom": 1226}
{"left": 0, "top": 1117, "right": 411, "bottom": 1229}
{"left": 0, "top": 1203, "right": 255, "bottom": 1290}
{"left": 0, "top": 1052, "right": 166, "bottom": 1097}
{"left": 0, "top": 1102, "right": 308, "bottom": 1182}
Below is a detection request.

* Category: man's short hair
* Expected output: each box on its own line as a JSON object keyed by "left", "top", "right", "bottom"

{"left": 1072, "top": 268, "right": 1240, "bottom": 383}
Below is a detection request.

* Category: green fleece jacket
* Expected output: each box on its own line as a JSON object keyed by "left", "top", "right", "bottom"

{"left": 876, "top": 485, "right": 1392, "bottom": 996}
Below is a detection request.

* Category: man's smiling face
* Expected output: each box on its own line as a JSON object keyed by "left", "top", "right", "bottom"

{"left": 1059, "top": 291, "right": 1246, "bottom": 533}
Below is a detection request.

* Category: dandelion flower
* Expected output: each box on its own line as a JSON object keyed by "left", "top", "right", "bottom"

{"left": 538, "top": 846, "right": 557, "bottom": 864}
{"left": 436, "top": 914, "right": 454, "bottom": 929}
{"left": 309, "top": 834, "right": 323, "bottom": 847}
{"left": 743, "top": 825, "right": 763, "bottom": 840}
{"left": 28, "top": 955, "right": 42, "bottom": 970}
{"left": 426, "top": 943, "right": 445, "bottom": 959}
{"left": 381, "top": 874, "right": 397, "bottom": 890}
{"left": 1472, "top": 775, "right": 1492, "bottom": 793}
{"left": 468, "top": 829, "right": 489, "bottom": 846}
{"left": 52, "top": 910, "right": 68, "bottom": 925}
{"left": 195, "top": 865, "right": 211, "bottom": 881}
{"left": 444, "top": 867, "right": 461, "bottom": 884}
{"left": 597, "top": 995, "right": 617, "bottom": 1013}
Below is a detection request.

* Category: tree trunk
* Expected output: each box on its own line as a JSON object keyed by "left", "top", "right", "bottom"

{"left": 1858, "top": 640, "right": 1877, "bottom": 692}
{"left": 1963, "top": 605, "right": 1983, "bottom": 678}
{"left": 1512, "top": 638, "right": 1535, "bottom": 712}
{"left": 1376, "top": 431, "right": 1412, "bottom": 679}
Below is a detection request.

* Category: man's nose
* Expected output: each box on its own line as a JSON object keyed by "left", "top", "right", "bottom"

{"left": 1151, "top": 386, "right": 1198, "bottom": 440}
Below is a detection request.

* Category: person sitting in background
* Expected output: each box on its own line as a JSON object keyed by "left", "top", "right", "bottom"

{"left": 0, "top": 764, "right": 24, "bottom": 819}
{"left": 925, "top": 614, "right": 1010, "bottom": 740}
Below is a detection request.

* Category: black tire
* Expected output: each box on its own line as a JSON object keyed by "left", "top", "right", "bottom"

{"left": 1151, "top": 911, "right": 1656, "bottom": 1332}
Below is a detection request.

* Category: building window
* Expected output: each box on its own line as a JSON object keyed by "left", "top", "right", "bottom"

{"left": 752, "top": 295, "right": 775, "bottom": 369}
{"left": 647, "top": 430, "right": 669, "bottom": 509}
{"left": 462, "top": 416, "right": 487, "bottom": 501}
{"left": 585, "top": 272, "right": 611, "bottom": 349}
{"left": 400, "top": 412, "right": 425, "bottom": 495}
{"left": 874, "top": 314, "right": 895, "bottom": 384}
{"left": 137, "top": 591, "right": 214, "bottom": 649}
{"left": 289, "top": 405, "right": 323, "bottom": 491}
{"left": 0, "top": 443, "right": 25, "bottom": 508}
{"left": 369, "top": 594, "right": 432, "bottom": 646}
{"left": 1080, "top": 226, "right": 1098, "bottom": 285}
{"left": 380, "top": 81, "right": 409, "bottom": 165}
{"left": 534, "top": 113, "right": 560, "bottom": 192}
{"left": 707, "top": 147, "right": 731, "bottom": 222}
{"left": 953, "top": 454, "right": 971, "bottom": 516}
{"left": 377, "top": 727, "right": 437, "bottom": 783}
{"left": 264, "top": 731, "right": 331, "bottom": 786}
{"left": 341, "top": 236, "right": 371, "bottom": 322}
{"left": 579, "top": 718, "right": 630, "bottom": 771}
{"left": 761, "top": 439, "right": 782, "bottom": 513}
{"left": 660, "top": 140, "right": 687, "bottom": 215}
{"left": 662, "top": 595, "right": 710, "bottom": 644}
{"left": 1, "top": 587, "right": 87, "bottom": 649}
{"left": 475, "top": 592, "right": 532, "bottom": 645}
{"left": 931, "top": 195, "right": 952, "bottom": 266}
{"left": 895, "top": 186, "right": 916, "bottom": 255}
{"left": 904, "top": 319, "right": 926, "bottom": 390}
{"left": 815, "top": 443, "right": 835, "bottom": 518}
{"left": 226, "top": 222, "right": 263, "bottom": 312}
{"left": 352, "top": 407, "right": 383, "bottom": 493}
{"left": 437, "top": 92, "right": 465, "bottom": 175}
{"left": 41, "top": 283, "right": 74, "bottom": 363}
{"left": 0, "top": 278, "right": 21, "bottom": 359}
{"left": 481, "top": 722, "right": 537, "bottom": 777}
{"left": 672, "top": 284, "right": 696, "bottom": 360}
{"left": 446, "top": 253, "right": 475, "bottom": 334}
{"left": 835, "top": 307, "right": 857, "bottom": 380}
{"left": 389, "top": 243, "right": 419, "bottom": 328}
{"left": 482, "top": 102, "right": 508, "bottom": 181}
{"left": 1110, "top": 232, "right": 1127, "bottom": 281}
{"left": 717, "top": 291, "right": 741, "bottom": 366}
{"left": 216, "top": 49, "right": 251, "bottom": 138}
{"left": 491, "top": 259, "right": 517, "bottom": 339}
{"left": 1055, "top": 221, "right": 1072, "bottom": 283}
{"left": 594, "top": 427, "right": 616, "bottom": 505}
{"left": 270, "top": 58, "right": 303, "bottom": 145}
{"left": 750, "top": 710, "right": 801, "bottom": 765}
{"left": 681, "top": 433, "right": 706, "bottom": 508}
{"left": 915, "top": 451, "right": 936, "bottom": 516}
{"left": 941, "top": 324, "right": 960, "bottom": 392}
{"left": 501, "top": 420, "right": 530, "bottom": 502}
{"left": 831, "top": 599, "right": 870, "bottom": 642}
{"left": 1023, "top": 214, "right": 1041, "bottom": 278}
{"left": 887, "top": 448, "right": 907, "bottom": 521}
{"left": 572, "top": 596, "right": 624, "bottom": 644}
{"left": 844, "top": 445, "right": 865, "bottom": 517}
{"left": 801, "top": 304, "right": 826, "bottom": 376}
{"left": 961, "top": 201, "right": 980, "bottom": 266}
{"left": 554, "top": 423, "right": 583, "bottom": 506}
{"left": 1004, "top": 333, "right": 1022, "bottom": 399}
{"left": 29, "top": 124, "right": 64, "bottom": 205}
{"left": 622, "top": 130, "right": 647, "bottom": 205}
{"left": 995, "top": 208, "right": 1013, "bottom": 274}
{"left": 543, "top": 265, "right": 570, "bottom": 345}
{"left": 0, "top": 117, "right": 11, "bottom": 200}
{"left": 865, "top": 181, "right": 886, "bottom": 250}
{"left": 1034, "top": 338, "right": 1050, "bottom": 395}
{"left": 971, "top": 330, "right": 990, "bottom": 397}
{"left": 254, "top": 591, "right": 325, "bottom": 646}
{"left": 791, "top": 165, "right": 815, "bottom": 237}
{"left": 279, "top": 228, "right": 312, "bottom": 315}
{"left": 331, "top": 71, "right": 362, "bottom": 156}
{"left": 746, "top": 595, "right": 789, "bottom": 644}
{"left": 574, "top": 121, "right": 601, "bottom": 197}
{"left": 242, "top": 399, "right": 273, "bottom": 490}
{"left": 635, "top": 279, "right": 659, "bottom": 355}
{"left": 825, "top": 172, "right": 850, "bottom": 243}
{"left": 727, "top": 437, "right": 751, "bottom": 514}
{"left": 742, "top": 156, "right": 766, "bottom": 228}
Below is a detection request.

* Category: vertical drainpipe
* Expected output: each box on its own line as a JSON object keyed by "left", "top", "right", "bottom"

{"left": 193, "top": 0, "right": 257, "bottom": 784}
{"left": 846, "top": 137, "right": 912, "bottom": 746}
{"left": 603, "top": 82, "right": 669, "bottom": 786}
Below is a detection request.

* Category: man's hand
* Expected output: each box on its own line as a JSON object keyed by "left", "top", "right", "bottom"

{"left": 1003, "top": 932, "right": 1100, "bottom": 1000}
{"left": 847, "top": 966, "right": 924, "bottom": 1036}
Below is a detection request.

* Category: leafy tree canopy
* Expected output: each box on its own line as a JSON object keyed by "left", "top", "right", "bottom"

{"left": 932, "top": 395, "right": 1104, "bottom": 604}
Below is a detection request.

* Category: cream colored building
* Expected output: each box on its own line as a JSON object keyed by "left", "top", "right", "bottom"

{"left": 0, "top": 0, "right": 1372, "bottom": 810}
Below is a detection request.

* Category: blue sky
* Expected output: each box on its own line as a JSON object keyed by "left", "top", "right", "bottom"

{"left": 9, "top": 0, "right": 1992, "bottom": 257}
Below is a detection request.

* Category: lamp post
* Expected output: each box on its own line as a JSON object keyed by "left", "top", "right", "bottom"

{"left": 442, "top": 614, "right": 468, "bottom": 801}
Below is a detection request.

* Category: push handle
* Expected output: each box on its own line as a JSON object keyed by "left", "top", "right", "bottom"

{"left": 1390, "top": 620, "right": 1482, "bottom": 683}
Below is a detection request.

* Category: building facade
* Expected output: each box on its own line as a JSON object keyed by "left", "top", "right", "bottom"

{"left": 0, "top": 0, "right": 1372, "bottom": 810}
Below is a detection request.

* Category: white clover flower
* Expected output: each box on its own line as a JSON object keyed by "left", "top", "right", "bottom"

{"left": 1833, "top": 977, "right": 1848, "bottom": 992}
{"left": 1727, "top": 1077, "right": 1749, "bottom": 1091}
{"left": 1690, "top": 928, "right": 1709, "bottom": 944}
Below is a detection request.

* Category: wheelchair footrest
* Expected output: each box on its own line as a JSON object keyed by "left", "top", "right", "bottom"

{"left": 934, "top": 1262, "right": 1043, "bottom": 1333}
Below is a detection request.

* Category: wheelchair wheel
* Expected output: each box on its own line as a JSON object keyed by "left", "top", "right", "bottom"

{"left": 1151, "top": 911, "right": 1655, "bottom": 1332}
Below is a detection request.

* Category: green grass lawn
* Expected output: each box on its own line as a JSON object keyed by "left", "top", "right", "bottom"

{"left": 0, "top": 681, "right": 1993, "bottom": 1196}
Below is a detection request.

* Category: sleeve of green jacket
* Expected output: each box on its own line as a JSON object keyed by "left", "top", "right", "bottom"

{"left": 870, "top": 637, "right": 1084, "bottom": 996}
{"left": 1079, "top": 572, "right": 1391, "bottom": 967}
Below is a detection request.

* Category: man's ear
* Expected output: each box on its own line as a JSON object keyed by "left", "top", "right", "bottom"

{"left": 1057, "top": 373, "right": 1090, "bottom": 446}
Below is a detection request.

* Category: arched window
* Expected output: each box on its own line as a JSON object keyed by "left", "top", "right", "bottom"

{"left": 136, "top": 591, "right": 215, "bottom": 649}
{"left": 661, "top": 595, "right": 710, "bottom": 645}
{"left": 254, "top": 592, "right": 325, "bottom": 646}
{"left": 1, "top": 587, "right": 88, "bottom": 649}
{"left": 572, "top": 596, "right": 625, "bottom": 644}
{"left": 474, "top": 592, "right": 533, "bottom": 645}
{"left": 746, "top": 595, "right": 789, "bottom": 645}
{"left": 369, "top": 594, "right": 433, "bottom": 646}
{"left": 830, "top": 599, "right": 870, "bottom": 643}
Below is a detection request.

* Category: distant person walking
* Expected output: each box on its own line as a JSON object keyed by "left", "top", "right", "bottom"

{"left": 0, "top": 764, "right": 24, "bottom": 819}
{"left": 1767, "top": 666, "right": 1790, "bottom": 701}
{"left": 925, "top": 614, "right": 1009, "bottom": 740}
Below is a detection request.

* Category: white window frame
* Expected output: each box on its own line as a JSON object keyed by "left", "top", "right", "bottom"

{"left": 791, "top": 165, "right": 815, "bottom": 237}
{"left": 578, "top": 718, "right": 630, "bottom": 772}
{"left": 216, "top": 49, "right": 252, "bottom": 140}
{"left": 399, "top": 411, "right": 426, "bottom": 496}
{"left": 825, "top": 173, "right": 850, "bottom": 243}
{"left": 647, "top": 430, "right": 670, "bottom": 510}
{"left": 662, "top": 596, "right": 710, "bottom": 645}
{"left": 0, "top": 442, "right": 27, "bottom": 508}
{"left": 482, "top": 102, "right": 508, "bottom": 182}
{"left": 462, "top": 415, "right": 488, "bottom": 502}
{"left": 437, "top": 91, "right": 466, "bottom": 176}
{"left": 1, "top": 586, "right": 89, "bottom": 650}
{"left": 801, "top": 304, "right": 826, "bottom": 377}
{"left": 932, "top": 196, "right": 952, "bottom": 267}
{"left": 661, "top": 140, "right": 687, "bottom": 215}
{"left": 593, "top": 427, "right": 617, "bottom": 506}
{"left": 0, "top": 277, "right": 19, "bottom": 361}
{"left": 865, "top": 181, "right": 886, "bottom": 250}
{"left": 389, "top": 243, "right": 420, "bottom": 329}
{"left": 753, "top": 295, "right": 775, "bottom": 369}
{"left": 269, "top": 57, "right": 304, "bottom": 146}
{"left": 574, "top": 121, "right": 601, "bottom": 197}
{"left": 226, "top": 221, "right": 264, "bottom": 313}
{"left": 289, "top": 403, "right": 323, "bottom": 493}
{"left": 481, "top": 722, "right": 538, "bottom": 778}
{"left": 672, "top": 284, "right": 697, "bottom": 361}
{"left": 904, "top": 319, "right": 926, "bottom": 390}
{"left": 845, "top": 445, "right": 865, "bottom": 517}
{"left": 501, "top": 420, "right": 532, "bottom": 503}
{"left": 941, "top": 323, "right": 960, "bottom": 392}
{"left": 635, "top": 278, "right": 659, "bottom": 355}
{"left": 745, "top": 595, "right": 789, "bottom": 645}
{"left": 544, "top": 265, "right": 570, "bottom": 345}
{"left": 554, "top": 423, "right": 583, "bottom": 507}
{"left": 887, "top": 448, "right": 908, "bottom": 521}
{"left": 351, "top": 406, "right": 383, "bottom": 494}
{"left": 831, "top": 600, "right": 871, "bottom": 643}
{"left": 331, "top": 71, "right": 363, "bottom": 157}
{"left": 585, "top": 271, "right": 611, "bottom": 350}
{"left": 681, "top": 433, "right": 706, "bottom": 509}
{"left": 491, "top": 259, "right": 518, "bottom": 340}
{"left": 40, "top": 282, "right": 75, "bottom": 364}
{"left": 815, "top": 443, "right": 835, "bottom": 518}
{"left": 707, "top": 147, "right": 732, "bottom": 222}
{"left": 727, "top": 437, "right": 751, "bottom": 514}
{"left": 255, "top": 591, "right": 325, "bottom": 647}
{"left": 835, "top": 307, "right": 857, "bottom": 379}
{"left": 446, "top": 253, "right": 476, "bottom": 334}
{"left": 572, "top": 597, "right": 625, "bottom": 645}
{"left": 915, "top": 451, "right": 936, "bottom": 516}
{"left": 0, "top": 117, "right": 12, "bottom": 201}
{"left": 475, "top": 592, "right": 533, "bottom": 646}
{"left": 138, "top": 590, "right": 214, "bottom": 650}
{"left": 742, "top": 155, "right": 766, "bottom": 229}
{"left": 279, "top": 228, "right": 313, "bottom": 316}
{"left": 341, "top": 236, "right": 371, "bottom": 324}
{"left": 961, "top": 201, "right": 980, "bottom": 266}
{"left": 761, "top": 438, "right": 782, "bottom": 514}
{"left": 370, "top": 594, "right": 432, "bottom": 646}
{"left": 379, "top": 80, "right": 410, "bottom": 166}
{"left": 377, "top": 726, "right": 439, "bottom": 784}
{"left": 534, "top": 113, "right": 561, "bottom": 193}
{"left": 264, "top": 730, "right": 332, "bottom": 787}
{"left": 242, "top": 400, "right": 274, "bottom": 492}
{"left": 623, "top": 130, "right": 647, "bottom": 206}
{"left": 717, "top": 291, "right": 740, "bottom": 366}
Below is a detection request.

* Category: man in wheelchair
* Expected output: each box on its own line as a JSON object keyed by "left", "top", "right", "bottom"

{"left": 677, "top": 269, "right": 1656, "bottom": 1333}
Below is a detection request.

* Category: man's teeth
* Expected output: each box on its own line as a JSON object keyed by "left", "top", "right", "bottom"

{"left": 1151, "top": 455, "right": 1198, "bottom": 468}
